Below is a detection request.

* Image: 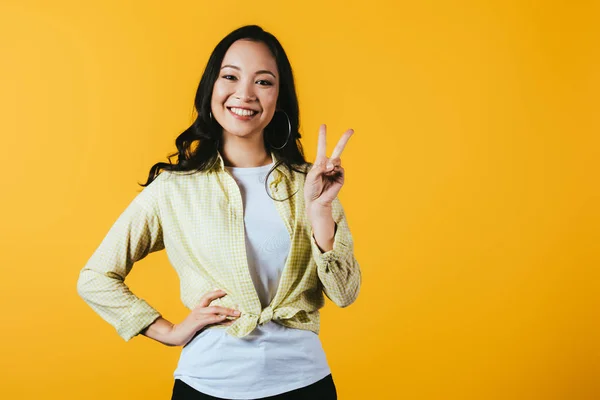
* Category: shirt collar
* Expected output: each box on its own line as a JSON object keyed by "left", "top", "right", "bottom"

{"left": 212, "top": 149, "right": 294, "bottom": 181}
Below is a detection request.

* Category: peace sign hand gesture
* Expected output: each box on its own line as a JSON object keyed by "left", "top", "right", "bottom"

{"left": 304, "top": 124, "right": 354, "bottom": 212}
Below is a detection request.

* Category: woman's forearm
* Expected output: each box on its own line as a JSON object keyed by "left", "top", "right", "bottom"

{"left": 140, "top": 316, "right": 177, "bottom": 346}
{"left": 308, "top": 198, "right": 361, "bottom": 308}
{"left": 307, "top": 205, "right": 336, "bottom": 252}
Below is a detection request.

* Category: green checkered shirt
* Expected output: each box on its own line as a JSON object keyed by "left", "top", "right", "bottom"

{"left": 77, "top": 151, "right": 361, "bottom": 341}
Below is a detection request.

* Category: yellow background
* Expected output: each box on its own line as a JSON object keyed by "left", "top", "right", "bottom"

{"left": 1, "top": 0, "right": 598, "bottom": 399}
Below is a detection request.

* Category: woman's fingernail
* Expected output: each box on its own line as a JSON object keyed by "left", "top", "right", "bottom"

{"left": 326, "top": 163, "right": 333, "bottom": 170}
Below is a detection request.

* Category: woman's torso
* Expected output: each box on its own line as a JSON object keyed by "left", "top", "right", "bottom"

{"left": 172, "top": 162, "right": 330, "bottom": 399}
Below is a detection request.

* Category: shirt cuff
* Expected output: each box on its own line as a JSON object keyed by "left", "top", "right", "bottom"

{"left": 309, "top": 222, "right": 352, "bottom": 269}
{"left": 116, "top": 298, "right": 161, "bottom": 342}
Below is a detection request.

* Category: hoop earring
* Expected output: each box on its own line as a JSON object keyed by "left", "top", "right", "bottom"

{"left": 209, "top": 111, "right": 213, "bottom": 120}
{"left": 266, "top": 110, "right": 291, "bottom": 150}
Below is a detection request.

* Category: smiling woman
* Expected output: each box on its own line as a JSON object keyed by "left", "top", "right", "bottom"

{"left": 133, "top": 24, "right": 307, "bottom": 183}
{"left": 76, "top": 24, "right": 361, "bottom": 400}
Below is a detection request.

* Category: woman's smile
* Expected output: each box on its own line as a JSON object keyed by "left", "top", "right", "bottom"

{"left": 227, "top": 106, "right": 259, "bottom": 120}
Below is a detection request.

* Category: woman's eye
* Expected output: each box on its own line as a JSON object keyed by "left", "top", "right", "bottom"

{"left": 221, "top": 75, "right": 271, "bottom": 85}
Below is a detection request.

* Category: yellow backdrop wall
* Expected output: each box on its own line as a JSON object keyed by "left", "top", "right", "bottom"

{"left": 1, "top": 0, "right": 598, "bottom": 399}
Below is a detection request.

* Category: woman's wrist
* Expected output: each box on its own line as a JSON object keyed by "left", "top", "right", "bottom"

{"left": 141, "top": 316, "right": 179, "bottom": 346}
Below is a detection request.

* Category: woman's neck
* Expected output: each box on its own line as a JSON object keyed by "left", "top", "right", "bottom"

{"left": 220, "top": 133, "right": 273, "bottom": 168}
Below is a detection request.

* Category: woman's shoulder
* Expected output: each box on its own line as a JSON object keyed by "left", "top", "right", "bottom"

{"left": 154, "top": 168, "right": 211, "bottom": 183}
{"left": 139, "top": 169, "right": 209, "bottom": 196}
{"left": 136, "top": 169, "right": 214, "bottom": 207}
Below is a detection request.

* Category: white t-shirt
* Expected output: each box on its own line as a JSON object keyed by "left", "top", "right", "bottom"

{"left": 173, "top": 162, "right": 331, "bottom": 399}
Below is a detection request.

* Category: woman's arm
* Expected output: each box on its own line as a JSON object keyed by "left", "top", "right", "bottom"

{"left": 76, "top": 179, "right": 164, "bottom": 342}
{"left": 307, "top": 197, "right": 361, "bottom": 308}
{"left": 303, "top": 125, "right": 361, "bottom": 308}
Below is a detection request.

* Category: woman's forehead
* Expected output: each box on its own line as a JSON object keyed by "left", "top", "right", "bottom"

{"left": 221, "top": 40, "right": 277, "bottom": 72}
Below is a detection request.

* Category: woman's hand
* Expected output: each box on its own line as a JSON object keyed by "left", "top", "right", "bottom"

{"left": 304, "top": 124, "right": 354, "bottom": 216}
{"left": 142, "top": 289, "right": 240, "bottom": 346}
{"left": 170, "top": 289, "right": 240, "bottom": 346}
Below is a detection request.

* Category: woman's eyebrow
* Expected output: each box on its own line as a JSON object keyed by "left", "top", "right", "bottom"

{"left": 221, "top": 64, "right": 277, "bottom": 78}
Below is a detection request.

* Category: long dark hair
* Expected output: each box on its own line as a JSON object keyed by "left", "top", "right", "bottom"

{"left": 139, "top": 25, "right": 308, "bottom": 197}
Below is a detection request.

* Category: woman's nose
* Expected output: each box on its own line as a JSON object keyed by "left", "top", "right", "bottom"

{"left": 234, "top": 79, "right": 257, "bottom": 101}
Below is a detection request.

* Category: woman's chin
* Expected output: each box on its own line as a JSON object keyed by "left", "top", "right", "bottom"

{"left": 222, "top": 127, "right": 264, "bottom": 139}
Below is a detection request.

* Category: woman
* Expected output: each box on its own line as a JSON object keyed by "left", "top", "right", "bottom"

{"left": 77, "top": 25, "right": 361, "bottom": 399}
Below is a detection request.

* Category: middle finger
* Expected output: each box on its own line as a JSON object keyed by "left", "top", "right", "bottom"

{"left": 330, "top": 129, "right": 354, "bottom": 159}
{"left": 205, "top": 306, "right": 241, "bottom": 316}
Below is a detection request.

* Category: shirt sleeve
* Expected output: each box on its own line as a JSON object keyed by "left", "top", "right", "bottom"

{"left": 76, "top": 175, "right": 165, "bottom": 342}
{"left": 309, "top": 196, "right": 361, "bottom": 307}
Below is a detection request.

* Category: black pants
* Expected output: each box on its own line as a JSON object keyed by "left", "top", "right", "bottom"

{"left": 171, "top": 374, "right": 337, "bottom": 400}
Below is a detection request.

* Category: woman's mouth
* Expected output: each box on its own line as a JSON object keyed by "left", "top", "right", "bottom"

{"left": 227, "top": 107, "right": 258, "bottom": 120}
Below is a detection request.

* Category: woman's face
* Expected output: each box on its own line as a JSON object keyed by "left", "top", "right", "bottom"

{"left": 211, "top": 39, "right": 279, "bottom": 142}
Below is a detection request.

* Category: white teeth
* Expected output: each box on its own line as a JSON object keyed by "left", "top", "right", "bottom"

{"left": 229, "top": 107, "right": 257, "bottom": 117}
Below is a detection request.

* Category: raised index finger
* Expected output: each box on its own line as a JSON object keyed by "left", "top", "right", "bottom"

{"left": 316, "top": 124, "right": 328, "bottom": 163}
{"left": 330, "top": 129, "right": 354, "bottom": 159}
